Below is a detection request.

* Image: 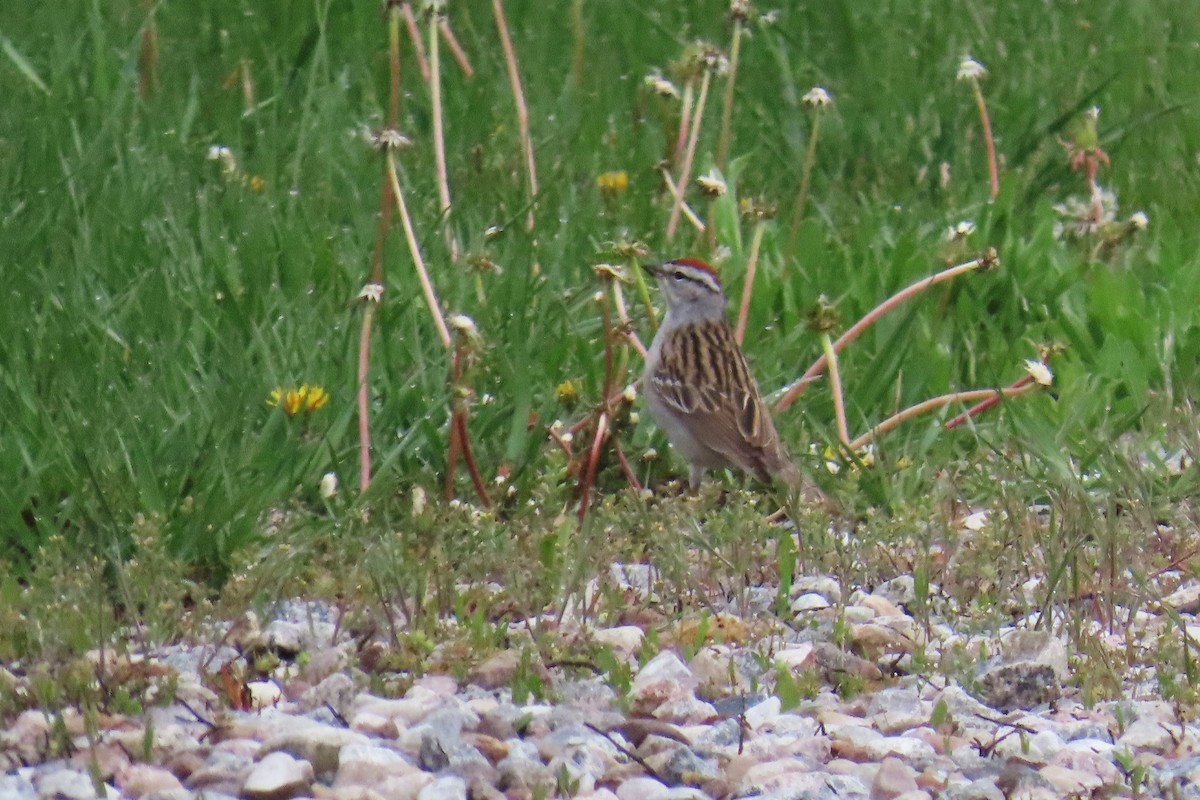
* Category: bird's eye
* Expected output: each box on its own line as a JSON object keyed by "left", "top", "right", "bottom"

{"left": 672, "top": 272, "right": 685, "bottom": 281}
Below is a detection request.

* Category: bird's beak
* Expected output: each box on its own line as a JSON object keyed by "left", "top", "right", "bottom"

{"left": 641, "top": 262, "right": 662, "bottom": 277}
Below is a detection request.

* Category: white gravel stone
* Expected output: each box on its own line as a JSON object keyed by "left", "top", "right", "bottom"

{"left": 242, "top": 751, "right": 313, "bottom": 800}
{"left": 418, "top": 775, "right": 468, "bottom": 800}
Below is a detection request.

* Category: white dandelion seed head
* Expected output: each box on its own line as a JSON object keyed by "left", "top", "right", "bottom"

{"left": 696, "top": 169, "right": 727, "bottom": 197}
{"left": 373, "top": 128, "right": 413, "bottom": 151}
{"left": 802, "top": 86, "right": 832, "bottom": 108}
{"left": 1129, "top": 211, "right": 1149, "bottom": 230}
{"left": 1024, "top": 359, "right": 1054, "bottom": 387}
{"left": 945, "top": 220, "right": 976, "bottom": 241}
{"left": 448, "top": 313, "right": 478, "bottom": 336}
{"left": 358, "top": 283, "right": 385, "bottom": 303}
{"left": 957, "top": 56, "right": 987, "bottom": 82}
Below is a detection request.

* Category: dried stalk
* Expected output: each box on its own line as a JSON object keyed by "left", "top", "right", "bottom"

{"left": 849, "top": 384, "right": 1038, "bottom": 451}
{"left": 734, "top": 221, "right": 766, "bottom": 345}
{"left": 716, "top": 15, "right": 743, "bottom": 171}
{"left": 776, "top": 253, "right": 995, "bottom": 411}
{"left": 386, "top": 153, "right": 452, "bottom": 348}
{"left": 666, "top": 69, "right": 713, "bottom": 241}
{"left": 493, "top": 0, "right": 539, "bottom": 231}
{"left": 821, "top": 332, "right": 850, "bottom": 446}
{"left": 428, "top": 10, "right": 458, "bottom": 259}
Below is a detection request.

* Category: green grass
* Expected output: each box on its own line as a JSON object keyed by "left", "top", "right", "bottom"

{"left": 3, "top": 0, "right": 1200, "bottom": 679}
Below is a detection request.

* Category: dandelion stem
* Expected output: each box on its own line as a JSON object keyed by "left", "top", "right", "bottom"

{"left": 785, "top": 107, "right": 824, "bottom": 267}
{"left": 240, "top": 59, "right": 255, "bottom": 114}
{"left": 971, "top": 80, "right": 1000, "bottom": 200}
{"left": 438, "top": 18, "right": 473, "bottom": 77}
{"left": 667, "top": 70, "right": 713, "bottom": 242}
{"left": 944, "top": 374, "right": 1035, "bottom": 430}
{"left": 493, "top": 0, "right": 539, "bottom": 231}
{"left": 610, "top": 281, "right": 648, "bottom": 358}
{"left": 734, "top": 221, "right": 766, "bottom": 345}
{"left": 428, "top": 10, "right": 458, "bottom": 259}
{"left": 716, "top": 17, "right": 743, "bottom": 171}
{"left": 357, "top": 302, "right": 377, "bottom": 493}
{"left": 821, "top": 332, "right": 850, "bottom": 446}
{"left": 137, "top": 0, "right": 157, "bottom": 96}
{"left": 386, "top": 153, "right": 452, "bottom": 348}
{"left": 659, "top": 167, "right": 705, "bottom": 233}
{"left": 613, "top": 440, "right": 643, "bottom": 493}
{"left": 455, "top": 411, "right": 491, "bottom": 507}
{"left": 776, "top": 253, "right": 993, "bottom": 411}
{"left": 849, "top": 384, "right": 1037, "bottom": 451}
{"left": 570, "top": 0, "right": 585, "bottom": 91}
{"left": 674, "top": 79, "right": 695, "bottom": 168}
{"left": 577, "top": 412, "right": 608, "bottom": 524}
{"left": 387, "top": 5, "right": 402, "bottom": 126}
{"left": 401, "top": 2, "right": 430, "bottom": 83}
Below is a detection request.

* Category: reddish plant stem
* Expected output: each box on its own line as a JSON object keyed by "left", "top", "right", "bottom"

{"left": 401, "top": 3, "right": 430, "bottom": 83}
{"left": 456, "top": 411, "right": 491, "bottom": 508}
{"left": 776, "top": 254, "right": 993, "bottom": 411}
{"left": 848, "top": 384, "right": 1037, "bottom": 451}
{"left": 439, "top": 19, "right": 474, "bottom": 77}
{"left": 944, "top": 374, "right": 1035, "bottom": 430}
{"left": 971, "top": 81, "right": 1000, "bottom": 200}
{"left": 613, "top": 440, "right": 643, "bottom": 492}
{"left": 577, "top": 413, "right": 609, "bottom": 524}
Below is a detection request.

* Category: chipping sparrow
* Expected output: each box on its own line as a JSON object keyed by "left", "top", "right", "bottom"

{"left": 642, "top": 257, "right": 802, "bottom": 490}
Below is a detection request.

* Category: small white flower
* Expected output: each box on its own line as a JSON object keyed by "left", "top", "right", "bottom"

{"left": 802, "top": 86, "right": 832, "bottom": 108}
{"left": 696, "top": 169, "right": 727, "bottom": 197}
{"left": 945, "top": 220, "right": 976, "bottom": 241}
{"left": 956, "top": 56, "right": 987, "bottom": 82}
{"left": 411, "top": 485, "right": 427, "bottom": 516}
{"left": 319, "top": 472, "right": 339, "bottom": 500}
{"left": 641, "top": 448, "right": 658, "bottom": 462}
{"left": 1024, "top": 360, "right": 1054, "bottom": 386}
{"left": 358, "top": 283, "right": 384, "bottom": 303}
{"left": 1129, "top": 211, "right": 1149, "bottom": 230}
{"left": 623, "top": 385, "right": 637, "bottom": 403}
{"left": 962, "top": 510, "right": 989, "bottom": 531}
{"left": 448, "top": 313, "right": 477, "bottom": 336}
{"left": 560, "top": 431, "right": 574, "bottom": 445}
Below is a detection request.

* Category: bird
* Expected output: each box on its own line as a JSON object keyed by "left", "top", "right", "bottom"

{"left": 641, "top": 257, "right": 802, "bottom": 491}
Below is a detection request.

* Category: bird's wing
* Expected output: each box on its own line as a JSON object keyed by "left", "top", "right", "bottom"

{"left": 651, "top": 322, "right": 783, "bottom": 466}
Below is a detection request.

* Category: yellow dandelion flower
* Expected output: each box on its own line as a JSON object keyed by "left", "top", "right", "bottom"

{"left": 267, "top": 384, "right": 330, "bottom": 416}
{"left": 596, "top": 171, "right": 629, "bottom": 193}
{"left": 555, "top": 380, "right": 581, "bottom": 410}
{"left": 301, "top": 384, "right": 330, "bottom": 412}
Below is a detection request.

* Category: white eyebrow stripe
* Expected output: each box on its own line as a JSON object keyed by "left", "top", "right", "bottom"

{"left": 672, "top": 264, "right": 722, "bottom": 294}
